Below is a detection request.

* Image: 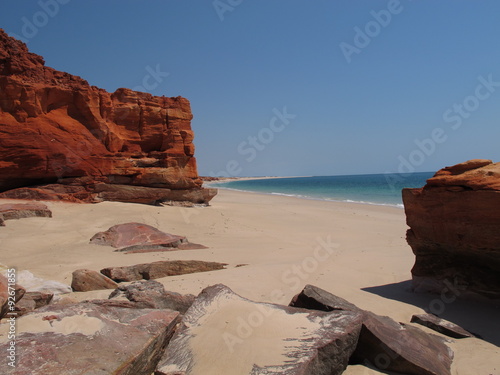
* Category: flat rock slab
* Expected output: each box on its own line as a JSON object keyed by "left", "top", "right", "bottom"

{"left": 108, "top": 280, "right": 196, "bottom": 314}
{"left": 90, "top": 222, "right": 187, "bottom": 251}
{"left": 71, "top": 269, "right": 119, "bottom": 292}
{"left": 101, "top": 260, "right": 227, "bottom": 282}
{"left": 0, "top": 202, "right": 52, "bottom": 226}
{"left": 290, "top": 284, "right": 453, "bottom": 375}
{"left": 411, "top": 313, "right": 474, "bottom": 339}
{"left": 0, "top": 302, "right": 180, "bottom": 375}
{"left": 156, "top": 284, "right": 363, "bottom": 375}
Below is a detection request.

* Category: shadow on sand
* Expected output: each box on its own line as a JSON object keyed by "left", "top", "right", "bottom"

{"left": 362, "top": 280, "right": 500, "bottom": 347}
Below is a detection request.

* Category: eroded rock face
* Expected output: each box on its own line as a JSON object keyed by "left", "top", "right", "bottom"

{"left": 0, "top": 29, "right": 216, "bottom": 205}
{"left": 0, "top": 303, "right": 180, "bottom": 375}
{"left": 402, "top": 159, "right": 500, "bottom": 299}
{"left": 157, "top": 284, "right": 363, "bottom": 375}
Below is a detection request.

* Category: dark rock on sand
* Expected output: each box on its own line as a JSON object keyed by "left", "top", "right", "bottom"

{"left": 290, "top": 283, "right": 359, "bottom": 312}
{"left": 101, "top": 260, "right": 227, "bottom": 282}
{"left": 290, "top": 284, "right": 453, "bottom": 375}
{"left": 71, "top": 269, "right": 119, "bottom": 292}
{"left": 156, "top": 284, "right": 363, "bottom": 375}
{"left": 411, "top": 313, "right": 474, "bottom": 339}
{"left": 352, "top": 312, "right": 453, "bottom": 375}
{"left": 0, "top": 303, "right": 180, "bottom": 375}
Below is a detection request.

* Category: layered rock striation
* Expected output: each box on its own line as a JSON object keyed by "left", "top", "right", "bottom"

{"left": 403, "top": 159, "right": 500, "bottom": 299}
{"left": 0, "top": 29, "right": 216, "bottom": 204}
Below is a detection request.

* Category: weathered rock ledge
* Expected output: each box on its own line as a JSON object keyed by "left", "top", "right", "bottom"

{"left": 403, "top": 159, "right": 500, "bottom": 299}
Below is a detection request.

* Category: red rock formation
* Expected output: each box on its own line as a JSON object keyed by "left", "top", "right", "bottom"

{"left": 0, "top": 29, "right": 216, "bottom": 204}
{"left": 403, "top": 159, "right": 500, "bottom": 299}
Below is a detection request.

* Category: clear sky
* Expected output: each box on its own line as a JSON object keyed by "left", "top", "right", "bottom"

{"left": 1, "top": 1, "right": 500, "bottom": 177}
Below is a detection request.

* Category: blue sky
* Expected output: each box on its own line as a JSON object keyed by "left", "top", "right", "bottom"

{"left": 1, "top": 1, "right": 500, "bottom": 177}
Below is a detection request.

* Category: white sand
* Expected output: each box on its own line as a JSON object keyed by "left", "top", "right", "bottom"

{"left": 0, "top": 189, "right": 499, "bottom": 374}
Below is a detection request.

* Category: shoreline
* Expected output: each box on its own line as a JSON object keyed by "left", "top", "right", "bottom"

{"left": 206, "top": 184, "right": 406, "bottom": 209}
{"left": 204, "top": 178, "right": 406, "bottom": 209}
{"left": 0, "top": 189, "right": 499, "bottom": 373}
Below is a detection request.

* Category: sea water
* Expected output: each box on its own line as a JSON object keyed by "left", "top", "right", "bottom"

{"left": 208, "top": 172, "right": 434, "bottom": 208}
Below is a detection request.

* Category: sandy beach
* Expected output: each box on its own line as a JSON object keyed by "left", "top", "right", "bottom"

{"left": 0, "top": 189, "right": 499, "bottom": 374}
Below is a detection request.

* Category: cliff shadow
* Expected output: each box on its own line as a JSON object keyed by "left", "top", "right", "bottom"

{"left": 361, "top": 280, "right": 500, "bottom": 347}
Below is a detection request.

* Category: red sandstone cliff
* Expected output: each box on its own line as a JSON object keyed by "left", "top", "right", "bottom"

{"left": 0, "top": 29, "right": 216, "bottom": 204}
{"left": 403, "top": 159, "right": 500, "bottom": 299}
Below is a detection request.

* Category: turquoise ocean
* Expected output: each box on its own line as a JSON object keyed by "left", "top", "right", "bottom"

{"left": 208, "top": 172, "right": 434, "bottom": 208}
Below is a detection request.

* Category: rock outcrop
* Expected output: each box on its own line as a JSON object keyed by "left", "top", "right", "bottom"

{"left": 0, "top": 29, "right": 216, "bottom": 205}
{"left": 402, "top": 159, "right": 500, "bottom": 299}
